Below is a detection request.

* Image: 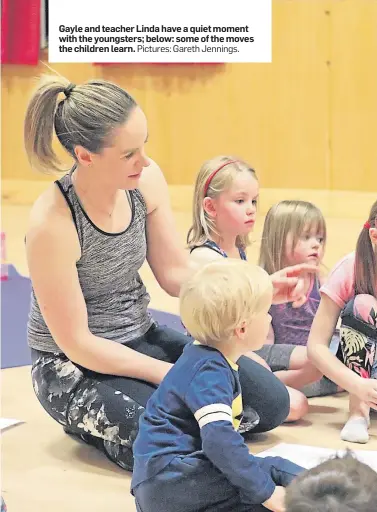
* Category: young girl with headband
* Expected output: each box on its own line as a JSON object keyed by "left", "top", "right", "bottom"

{"left": 187, "top": 156, "right": 321, "bottom": 421}
{"left": 308, "top": 200, "right": 377, "bottom": 444}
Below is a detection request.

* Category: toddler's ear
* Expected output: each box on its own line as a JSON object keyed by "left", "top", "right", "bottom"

{"left": 235, "top": 320, "right": 247, "bottom": 340}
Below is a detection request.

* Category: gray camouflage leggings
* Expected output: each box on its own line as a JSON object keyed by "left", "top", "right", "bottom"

{"left": 31, "top": 324, "right": 188, "bottom": 471}
{"left": 31, "top": 325, "right": 290, "bottom": 471}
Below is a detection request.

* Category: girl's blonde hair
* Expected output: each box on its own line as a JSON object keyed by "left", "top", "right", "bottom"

{"left": 24, "top": 74, "right": 137, "bottom": 174}
{"left": 180, "top": 259, "right": 272, "bottom": 346}
{"left": 355, "top": 200, "right": 377, "bottom": 297}
{"left": 259, "top": 200, "right": 326, "bottom": 274}
{"left": 187, "top": 156, "right": 258, "bottom": 250}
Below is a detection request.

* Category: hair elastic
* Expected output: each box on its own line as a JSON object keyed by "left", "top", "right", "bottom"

{"left": 364, "top": 221, "right": 371, "bottom": 229}
{"left": 203, "top": 160, "right": 238, "bottom": 197}
{"left": 64, "top": 83, "right": 76, "bottom": 99}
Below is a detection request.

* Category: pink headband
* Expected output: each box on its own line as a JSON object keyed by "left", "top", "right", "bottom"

{"left": 203, "top": 160, "right": 238, "bottom": 197}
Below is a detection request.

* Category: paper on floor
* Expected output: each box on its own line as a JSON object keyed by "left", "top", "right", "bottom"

{"left": 0, "top": 418, "right": 24, "bottom": 432}
{"left": 256, "top": 442, "right": 377, "bottom": 473}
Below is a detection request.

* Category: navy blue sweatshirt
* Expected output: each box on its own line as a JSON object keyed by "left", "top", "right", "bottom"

{"left": 131, "top": 342, "right": 276, "bottom": 505}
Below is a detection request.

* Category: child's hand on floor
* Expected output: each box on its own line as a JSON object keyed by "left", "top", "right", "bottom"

{"left": 262, "top": 486, "right": 286, "bottom": 512}
{"left": 355, "top": 378, "right": 377, "bottom": 409}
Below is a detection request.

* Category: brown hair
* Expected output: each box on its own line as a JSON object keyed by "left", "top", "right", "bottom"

{"left": 355, "top": 200, "right": 377, "bottom": 297}
{"left": 24, "top": 74, "right": 137, "bottom": 174}
{"left": 187, "top": 155, "right": 258, "bottom": 250}
{"left": 286, "top": 452, "right": 377, "bottom": 512}
{"left": 259, "top": 200, "right": 326, "bottom": 274}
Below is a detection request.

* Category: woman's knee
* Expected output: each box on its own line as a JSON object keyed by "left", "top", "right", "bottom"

{"left": 285, "top": 388, "right": 309, "bottom": 422}
{"left": 255, "top": 388, "right": 290, "bottom": 432}
{"left": 238, "top": 357, "right": 290, "bottom": 432}
{"left": 259, "top": 379, "right": 290, "bottom": 431}
{"left": 245, "top": 350, "right": 272, "bottom": 371}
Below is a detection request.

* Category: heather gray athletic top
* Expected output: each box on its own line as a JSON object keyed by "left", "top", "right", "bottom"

{"left": 28, "top": 171, "right": 153, "bottom": 353}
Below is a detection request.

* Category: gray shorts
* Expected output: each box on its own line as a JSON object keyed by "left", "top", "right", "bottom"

{"left": 255, "top": 333, "right": 340, "bottom": 373}
{"left": 255, "top": 344, "right": 296, "bottom": 372}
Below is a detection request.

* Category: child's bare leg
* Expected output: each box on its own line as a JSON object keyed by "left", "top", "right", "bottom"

{"left": 285, "top": 387, "right": 308, "bottom": 422}
{"left": 274, "top": 346, "right": 322, "bottom": 389}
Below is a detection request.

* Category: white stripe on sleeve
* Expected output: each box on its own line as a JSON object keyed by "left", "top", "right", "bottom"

{"left": 194, "top": 404, "right": 233, "bottom": 429}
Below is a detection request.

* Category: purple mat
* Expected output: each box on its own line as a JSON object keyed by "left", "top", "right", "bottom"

{"left": 1, "top": 265, "right": 184, "bottom": 370}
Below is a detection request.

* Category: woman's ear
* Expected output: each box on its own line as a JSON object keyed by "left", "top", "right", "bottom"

{"left": 75, "top": 145, "right": 94, "bottom": 168}
{"left": 203, "top": 197, "right": 217, "bottom": 218}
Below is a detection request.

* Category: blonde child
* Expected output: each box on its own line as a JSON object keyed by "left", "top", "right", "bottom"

{"left": 132, "top": 260, "right": 304, "bottom": 512}
{"left": 308, "top": 199, "right": 377, "bottom": 444}
{"left": 257, "top": 201, "right": 339, "bottom": 398}
{"left": 187, "top": 156, "right": 320, "bottom": 420}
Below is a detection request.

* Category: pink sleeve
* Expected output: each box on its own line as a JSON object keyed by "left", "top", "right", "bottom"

{"left": 320, "top": 253, "right": 355, "bottom": 309}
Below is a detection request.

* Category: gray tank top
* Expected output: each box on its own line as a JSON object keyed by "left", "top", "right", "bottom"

{"left": 28, "top": 171, "right": 154, "bottom": 353}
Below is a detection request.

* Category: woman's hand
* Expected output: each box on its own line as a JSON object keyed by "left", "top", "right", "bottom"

{"left": 271, "top": 264, "right": 318, "bottom": 307}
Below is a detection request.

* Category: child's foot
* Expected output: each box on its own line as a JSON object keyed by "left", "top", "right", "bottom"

{"left": 340, "top": 416, "right": 370, "bottom": 444}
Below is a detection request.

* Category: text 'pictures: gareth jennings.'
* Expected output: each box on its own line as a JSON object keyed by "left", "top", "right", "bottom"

{"left": 136, "top": 45, "right": 239, "bottom": 54}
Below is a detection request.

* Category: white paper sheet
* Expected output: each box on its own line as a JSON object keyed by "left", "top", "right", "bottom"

{"left": 0, "top": 418, "right": 24, "bottom": 432}
{"left": 256, "top": 443, "right": 377, "bottom": 473}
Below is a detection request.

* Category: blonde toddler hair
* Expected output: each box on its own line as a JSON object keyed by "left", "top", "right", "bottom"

{"left": 180, "top": 259, "right": 272, "bottom": 346}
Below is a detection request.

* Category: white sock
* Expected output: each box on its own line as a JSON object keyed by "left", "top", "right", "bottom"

{"left": 340, "top": 416, "right": 369, "bottom": 444}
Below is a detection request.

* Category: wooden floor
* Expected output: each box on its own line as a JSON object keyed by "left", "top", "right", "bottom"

{"left": 2, "top": 187, "right": 377, "bottom": 512}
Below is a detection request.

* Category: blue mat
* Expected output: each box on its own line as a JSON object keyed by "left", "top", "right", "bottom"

{"left": 1, "top": 265, "right": 184, "bottom": 370}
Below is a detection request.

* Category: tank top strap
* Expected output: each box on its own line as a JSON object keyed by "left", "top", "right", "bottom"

{"left": 191, "top": 240, "right": 247, "bottom": 260}
{"left": 55, "top": 172, "right": 79, "bottom": 232}
{"left": 239, "top": 247, "right": 247, "bottom": 261}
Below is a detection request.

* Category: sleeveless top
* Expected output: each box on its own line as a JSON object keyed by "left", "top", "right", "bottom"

{"left": 27, "top": 171, "right": 154, "bottom": 353}
{"left": 190, "top": 240, "right": 247, "bottom": 260}
{"left": 270, "top": 274, "right": 321, "bottom": 346}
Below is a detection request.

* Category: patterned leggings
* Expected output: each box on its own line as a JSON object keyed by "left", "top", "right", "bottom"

{"left": 339, "top": 295, "right": 377, "bottom": 379}
{"left": 31, "top": 324, "right": 290, "bottom": 471}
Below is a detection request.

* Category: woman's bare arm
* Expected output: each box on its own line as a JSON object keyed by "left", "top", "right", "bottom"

{"left": 139, "top": 161, "right": 193, "bottom": 297}
{"left": 26, "top": 194, "right": 172, "bottom": 384}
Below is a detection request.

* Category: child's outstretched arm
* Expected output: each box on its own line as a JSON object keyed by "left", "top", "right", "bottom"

{"left": 308, "top": 295, "right": 377, "bottom": 408}
{"left": 185, "top": 359, "right": 299, "bottom": 509}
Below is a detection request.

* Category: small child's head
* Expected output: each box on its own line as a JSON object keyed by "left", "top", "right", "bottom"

{"left": 187, "top": 156, "right": 259, "bottom": 250}
{"left": 355, "top": 199, "right": 377, "bottom": 297}
{"left": 259, "top": 200, "right": 326, "bottom": 274}
{"left": 180, "top": 259, "right": 272, "bottom": 352}
{"left": 285, "top": 452, "right": 377, "bottom": 512}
